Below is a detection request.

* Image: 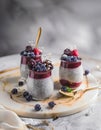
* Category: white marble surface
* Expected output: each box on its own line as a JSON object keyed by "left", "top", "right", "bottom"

{"left": 0, "top": 54, "right": 101, "bottom": 130}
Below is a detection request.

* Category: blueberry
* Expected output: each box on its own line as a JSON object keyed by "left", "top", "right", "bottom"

{"left": 25, "top": 45, "right": 32, "bottom": 52}
{"left": 84, "top": 70, "right": 90, "bottom": 75}
{"left": 23, "top": 91, "right": 29, "bottom": 98}
{"left": 61, "top": 54, "right": 67, "bottom": 60}
{"left": 66, "top": 56, "right": 72, "bottom": 62}
{"left": 48, "top": 101, "right": 56, "bottom": 108}
{"left": 64, "top": 48, "right": 71, "bottom": 56}
{"left": 34, "top": 104, "right": 41, "bottom": 111}
{"left": 23, "top": 51, "right": 27, "bottom": 56}
{"left": 25, "top": 94, "right": 33, "bottom": 101}
{"left": 11, "top": 88, "right": 18, "bottom": 94}
{"left": 41, "top": 64, "right": 47, "bottom": 71}
{"left": 27, "top": 52, "right": 31, "bottom": 57}
{"left": 20, "top": 51, "right": 25, "bottom": 56}
{"left": 71, "top": 56, "right": 77, "bottom": 62}
{"left": 30, "top": 52, "right": 35, "bottom": 58}
{"left": 18, "top": 81, "right": 24, "bottom": 86}
{"left": 35, "top": 65, "right": 41, "bottom": 72}
{"left": 61, "top": 86, "right": 67, "bottom": 92}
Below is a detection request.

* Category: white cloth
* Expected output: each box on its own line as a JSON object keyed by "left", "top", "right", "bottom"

{"left": 0, "top": 105, "right": 28, "bottom": 130}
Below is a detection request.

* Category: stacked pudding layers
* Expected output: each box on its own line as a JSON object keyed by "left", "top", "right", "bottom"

{"left": 59, "top": 48, "right": 83, "bottom": 89}
{"left": 20, "top": 46, "right": 83, "bottom": 100}
{"left": 20, "top": 45, "right": 54, "bottom": 100}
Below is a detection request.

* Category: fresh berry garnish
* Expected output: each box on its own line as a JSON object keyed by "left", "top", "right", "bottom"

{"left": 84, "top": 70, "right": 90, "bottom": 75}
{"left": 61, "top": 86, "right": 72, "bottom": 92}
{"left": 28, "top": 59, "right": 36, "bottom": 70}
{"left": 61, "top": 86, "right": 67, "bottom": 92}
{"left": 61, "top": 54, "right": 67, "bottom": 60}
{"left": 70, "top": 56, "right": 77, "bottom": 62}
{"left": 33, "top": 48, "right": 42, "bottom": 55}
{"left": 11, "top": 88, "right": 18, "bottom": 94}
{"left": 25, "top": 94, "right": 33, "bottom": 101}
{"left": 66, "top": 87, "right": 72, "bottom": 92}
{"left": 25, "top": 45, "right": 32, "bottom": 52}
{"left": 23, "top": 91, "right": 29, "bottom": 98}
{"left": 34, "top": 104, "right": 41, "bottom": 111}
{"left": 64, "top": 48, "right": 71, "bottom": 56}
{"left": 48, "top": 101, "right": 56, "bottom": 108}
{"left": 72, "top": 49, "right": 79, "bottom": 56}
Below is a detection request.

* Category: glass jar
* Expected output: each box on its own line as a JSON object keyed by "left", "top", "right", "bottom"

{"left": 59, "top": 60, "right": 83, "bottom": 89}
{"left": 27, "top": 70, "right": 54, "bottom": 100}
{"left": 20, "top": 56, "right": 29, "bottom": 79}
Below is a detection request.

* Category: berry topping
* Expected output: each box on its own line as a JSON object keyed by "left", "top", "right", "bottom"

{"left": 28, "top": 59, "right": 36, "bottom": 70}
{"left": 48, "top": 101, "right": 56, "bottom": 108}
{"left": 84, "top": 70, "right": 90, "bottom": 75}
{"left": 70, "top": 56, "right": 77, "bottom": 62}
{"left": 33, "top": 48, "right": 42, "bottom": 55}
{"left": 61, "top": 86, "right": 72, "bottom": 92}
{"left": 71, "top": 49, "right": 79, "bottom": 56}
{"left": 34, "top": 104, "right": 41, "bottom": 111}
{"left": 64, "top": 48, "right": 71, "bottom": 56}
{"left": 11, "top": 88, "right": 18, "bottom": 94}
{"left": 61, "top": 86, "right": 67, "bottom": 92}
{"left": 25, "top": 45, "right": 32, "bottom": 52}
{"left": 61, "top": 48, "right": 81, "bottom": 62}
{"left": 29, "top": 60, "right": 53, "bottom": 72}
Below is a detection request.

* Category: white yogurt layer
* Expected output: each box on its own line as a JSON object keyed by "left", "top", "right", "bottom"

{"left": 59, "top": 65, "right": 83, "bottom": 83}
{"left": 27, "top": 76, "right": 54, "bottom": 100}
{"left": 20, "top": 64, "right": 29, "bottom": 79}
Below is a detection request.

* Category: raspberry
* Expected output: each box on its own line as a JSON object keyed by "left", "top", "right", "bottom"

{"left": 72, "top": 49, "right": 79, "bottom": 56}
{"left": 33, "top": 48, "right": 42, "bottom": 55}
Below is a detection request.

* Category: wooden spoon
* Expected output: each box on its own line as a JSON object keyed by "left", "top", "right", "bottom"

{"left": 35, "top": 27, "right": 42, "bottom": 48}
{"left": 59, "top": 86, "right": 99, "bottom": 97}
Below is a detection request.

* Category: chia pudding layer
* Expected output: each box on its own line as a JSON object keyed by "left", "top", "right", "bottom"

{"left": 59, "top": 60, "right": 83, "bottom": 88}
{"left": 59, "top": 48, "right": 84, "bottom": 89}
{"left": 27, "top": 70, "right": 54, "bottom": 100}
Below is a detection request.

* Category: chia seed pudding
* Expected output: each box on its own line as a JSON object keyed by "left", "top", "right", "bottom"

{"left": 27, "top": 60, "right": 54, "bottom": 100}
{"left": 59, "top": 48, "right": 83, "bottom": 89}
{"left": 19, "top": 45, "right": 42, "bottom": 85}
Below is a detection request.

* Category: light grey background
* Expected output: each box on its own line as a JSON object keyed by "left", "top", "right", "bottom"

{"left": 0, "top": 0, "right": 101, "bottom": 59}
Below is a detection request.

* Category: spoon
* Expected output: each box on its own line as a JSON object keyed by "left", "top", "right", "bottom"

{"left": 59, "top": 86, "right": 99, "bottom": 97}
{"left": 35, "top": 27, "right": 42, "bottom": 48}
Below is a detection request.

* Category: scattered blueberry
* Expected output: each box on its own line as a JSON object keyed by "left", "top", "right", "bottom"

{"left": 61, "top": 86, "right": 67, "bottom": 92}
{"left": 84, "top": 70, "right": 90, "bottom": 75}
{"left": 23, "top": 91, "right": 29, "bottom": 98}
{"left": 61, "top": 86, "right": 72, "bottom": 92}
{"left": 11, "top": 88, "right": 18, "bottom": 94}
{"left": 34, "top": 104, "right": 41, "bottom": 111}
{"left": 48, "top": 101, "right": 56, "bottom": 108}
{"left": 25, "top": 94, "right": 33, "bottom": 101}
{"left": 18, "top": 81, "right": 24, "bottom": 86}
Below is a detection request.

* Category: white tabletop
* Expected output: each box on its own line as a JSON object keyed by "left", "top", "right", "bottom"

{"left": 0, "top": 54, "right": 101, "bottom": 130}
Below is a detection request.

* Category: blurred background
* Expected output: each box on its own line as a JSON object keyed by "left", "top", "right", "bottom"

{"left": 0, "top": 0, "right": 101, "bottom": 59}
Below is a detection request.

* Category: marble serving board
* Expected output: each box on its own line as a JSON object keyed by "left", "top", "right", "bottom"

{"left": 0, "top": 65, "right": 98, "bottom": 119}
